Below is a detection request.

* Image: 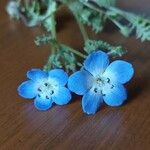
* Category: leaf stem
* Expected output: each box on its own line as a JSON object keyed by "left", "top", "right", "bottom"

{"left": 51, "top": 40, "right": 86, "bottom": 58}
{"left": 50, "top": 13, "right": 57, "bottom": 53}
{"left": 44, "top": 13, "right": 57, "bottom": 71}
{"left": 73, "top": 12, "right": 89, "bottom": 42}
{"left": 51, "top": 14, "right": 57, "bottom": 40}
{"left": 68, "top": 3, "right": 89, "bottom": 42}
{"left": 60, "top": 43, "right": 86, "bottom": 58}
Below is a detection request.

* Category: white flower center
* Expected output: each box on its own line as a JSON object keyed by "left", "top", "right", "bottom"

{"left": 37, "top": 78, "right": 58, "bottom": 100}
{"left": 92, "top": 76, "right": 114, "bottom": 95}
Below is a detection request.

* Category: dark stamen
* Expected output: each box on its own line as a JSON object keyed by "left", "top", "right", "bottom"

{"left": 46, "top": 95, "right": 49, "bottom": 99}
{"left": 50, "top": 90, "right": 54, "bottom": 95}
{"left": 38, "top": 94, "right": 41, "bottom": 97}
{"left": 94, "top": 88, "right": 98, "bottom": 93}
{"left": 38, "top": 88, "right": 42, "bottom": 92}
{"left": 107, "top": 78, "right": 110, "bottom": 83}
{"left": 111, "top": 85, "right": 114, "bottom": 89}
{"left": 44, "top": 83, "right": 48, "bottom": 86}
{"left": 101, "top": 91, "right": 106, "bottom": 96}
{"left": 97, "top": 78, "right": 101, "bottom": 82}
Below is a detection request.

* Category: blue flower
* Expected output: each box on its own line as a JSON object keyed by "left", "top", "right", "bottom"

{"left": 18, "top": 69, "right": 71, "bottom": 110}
{"left": 68, "top": 51, "right": 134, "bottom": 115}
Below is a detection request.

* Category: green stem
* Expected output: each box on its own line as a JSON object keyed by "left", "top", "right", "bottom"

{"left": 44, "top": 13, "right": 57, "bottom": 71}
{"left": 46, "top": 38, "right": 86, "bottom": 58}
{"left": 51, "top": 14, "right": 57, "bottom": 40}
{"left": 81, "top": 1, "right": 104, "bottom": 14}
{"left": 60, "top": 43, "right": 86, "bottom": 58}
{"left": 74, "top": 13, "right": 89, "bottom": 42}
{"left": 81, "top": 1, "right": 133, "bottom": 23}
{"left": 68, "top": 5, "right": 89, "bottom": 42}
{"left": 80, "top": 1, "right": 125, "bottom": 32}
{"left": 51, "top": 14, "right": 57, "bottom": 54}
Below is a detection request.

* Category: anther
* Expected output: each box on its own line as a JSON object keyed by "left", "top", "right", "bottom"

{"left": 107, "top": 78, "right": 110, "bottom": 83}
{"left": 111, "top": 85, "right": 114, "bottom": 89}
{"left": 38, "top": 88, "right": 42, "bottom": 92}
{"left": 44, "top": 83, "right": 48, "bottom": 86}
{"left": 38, "top": 94, "right": 41, "bottom": 97}
{"left": 96, "top": 78, "right": 101, "bottom": 82}
{"left": 46, "top": 95, "right": 49, "bottom": 99}
{"left": 94, "top": 88, "right": 98, "bottom": 93}
{"left": 101, "top": 91, "right": 106, "bottom": 96}
{"left": 50, "top": 90, "right": 54, "bottom": 95}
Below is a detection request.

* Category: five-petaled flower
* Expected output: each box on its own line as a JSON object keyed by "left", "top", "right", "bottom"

{"left": 18, "top": 69, "right": 71, "bottom": 110}
{"left": 68, "top": 51, "right": 134, "bottom": 115}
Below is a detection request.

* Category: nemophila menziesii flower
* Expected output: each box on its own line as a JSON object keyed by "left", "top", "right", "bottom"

{"left": 68, "top": 51, "right": 134, "bottom": 115}
{"left": 18, "top": 69, "right": 71, "bottom": 110}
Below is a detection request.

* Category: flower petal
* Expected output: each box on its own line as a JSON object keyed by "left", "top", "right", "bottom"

{"left": 18, "top": 80, "right": 37, "bottom": 99}
{"left": 48, "top": 69, "right": 68, "bottom": 86}
{"left": 103, "top": 84, "right": 127, "bottom": 106}
{"left": 52, "top": 87, "right": 71, "bottom": 105}
{"left": 84, "top": 51, "right": 109, "bottom": 76}
{"left": 103, "top": 60, "right": 134, "bottom": 84}
{"left": 82, "top": 89, "right": 102, "bottom": 115}
{"left": 68, "top": 70, "right": 93, "bottom": 95}
{"left": 27, "top": 69, "right": 47, "bottom": 81}
{"left": 34, "top": 96, "right": 53, "bottom": 110}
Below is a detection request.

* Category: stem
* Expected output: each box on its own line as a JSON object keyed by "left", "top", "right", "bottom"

{"left": 51, "top": 14, "right": 57, "bottom": 40}
{"left": 51, "top": 13, "right": 57, "bottom": 54}
{"left": 74, "top": 13, "right": 89, "bottom": 42}
{"left": 60, "top": 43, "right": 86, "bottom": 58}
{"left": 51, "top": 40, "right": 86, "bottom": 58}
{"left": 81, "top": 1, "right": 133, "bottom": 23}
{"left": 44, "top": 5, "right": 87, "bottom": 71}
{"left": 81, "top": 1, "right": 104, "bottom": 14}
{"left": 80, "top": 1, "right": 127, "bottom": 32}
{"left": 68, "top": 5, "right": 89, "bottom": 42}
{"left": 44, "top": 13, "right": 57, "bottom": 71}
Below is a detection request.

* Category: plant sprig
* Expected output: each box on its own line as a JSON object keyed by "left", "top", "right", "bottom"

{"left": 80, "top": 0, "right": 150, "bottom": 41}
{"left": 7, "top": 0, "right": 150, "bottom": 72}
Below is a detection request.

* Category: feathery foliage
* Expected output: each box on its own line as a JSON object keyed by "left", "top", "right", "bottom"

{"left": 6, "top": 0, "right": 150, "bottom": 72}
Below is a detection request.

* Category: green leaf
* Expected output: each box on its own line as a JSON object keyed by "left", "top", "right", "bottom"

{"left": 128, "top": 15, "right": 150, "bottom": 41}
{"left": 44, "top": 53, "right": 62, "bottom": 71}
{"left": 19, "top": 0, "right": 57, "bottom": 27}
{"left": 59, "top": 46, "right": 77, "bottom": 72}
{"left": 69, "top": 1, "right": 106, "bottom": 33}
{"left": 34, "top": 34, "right": 53, "bottom": 46}
{"left": 84, "top": 40, "right": 126, "bottom": 57}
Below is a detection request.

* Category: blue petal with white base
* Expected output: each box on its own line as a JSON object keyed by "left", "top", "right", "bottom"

{"left": 52, "top": 87, "right": 71, "bottom": 105}
{"left": 68, "top": 70, "right": 93, "bottom": 95}
{"left": 102, "top": 84, "right": 127, "bottom": 106}
{"left": 103, "top": 60, "right": 134, "bottom": 84}
{"left": 48, "top": 69, "right": 68, "bottom": 86}
{"left": 34, "top": 96, "right": 53, "bottom": 110}
{"left": 18, "top": 80, "right": 37, "bottom": 99}
{"left": 82, "top": 89, "right": 102, "bottom": 115}
{"left": 27, "top": 69, "right": 47, "bottom": 81}
{"left": 84, "top": 51, "right": 109, "bottom": 76}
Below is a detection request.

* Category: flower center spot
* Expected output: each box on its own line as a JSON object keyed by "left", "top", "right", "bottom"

{"left": 96, "top": 77, "right": 106, "bottom": 87}
{"left": 93, "top": 77, "right": 114, "bottom": 94}
{"left": 94, "top": 88, "right": 98, "bottom": 93}
{"left": 37, "top": 81, "right": 56, "bottom": 100}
